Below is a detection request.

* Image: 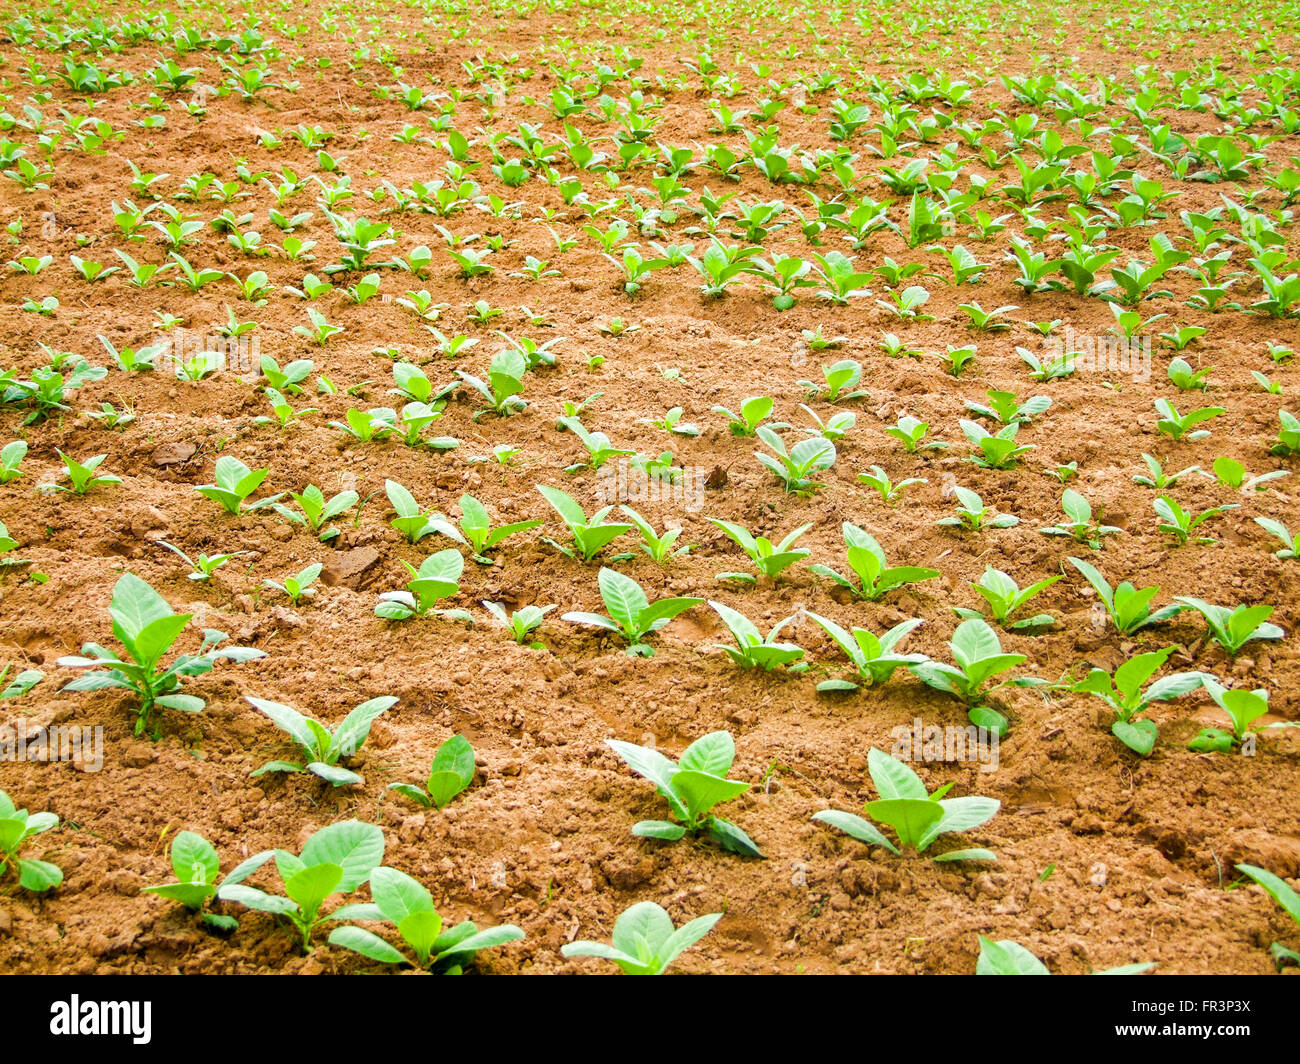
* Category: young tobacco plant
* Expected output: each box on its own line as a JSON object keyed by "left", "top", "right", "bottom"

{"left": 563, "top": 567, "right": 701, "bottom": 657}
{"left": 807, "top": 614, "right": 926, "bottom": 693}
{"left": 0, "top": 789, "right": 61, "bottom": 892}
{"left": 1188, "top": 679, "right": 1297, "bottom": 754}
{"left": 813, "top": 748, "right": 999, "bottom": 862}
{"left": 1173, "top": 598, "right": 1284, "bottom": 655}
{"left": 711, "top": 518, "right": 811, "bottom": 583}
{"left": 754, "top": 426, "right": 836, "bottom": 495}
{"left": 262, "top": 563, "right": 322, "bottom": 605}
{"left": 375, "top": 550, "right": 471, "bottom": 622}
{"left": 960, "top": 420, "right": 1034, "bottom": 470}
{"left": 246, "top": 695, "right": 396, "bottom": 786}
{"left": 328, "top": 865, "right": 523, "bottom": 973}
{"left": 1039, "top": 489, "right": 1122, "bottom": 549}
{"left": 911, "top": 619, "right": 1044, "bottom": 735}
{"left": 425, "top": 494, "right": 542, "bottom": 563}
{"left": 142, "top": 830, "right": 262, "bottom": 931}
{"left": 538, "top": 484, "right": 632, "bottom": 561}
{"left": 939, "top": 487, "right": 1019, "bottom": 531}
{"left": 388, "top": 734, "right": 476, "bottom": 809}
{"left": 58, "top": 573, "right": 265, "bottom": 739}
{"left": 561, "top": 901, "right": 721, "bottom": 975}
{"left": 1154, "top": 495, "right": 1239, "bottom": 546}
{"left": 273, "top": 484, "right": 358, "bottom": 542}
{"left": 606, "top": 731, "right": 761, "bottom": 856}
{"left": 809, "top": 522, "right": 939, "bottom": 601}
{"left": 620, "top": 506, "right": 691, "bottom": 563}
{"left": 956, "top": 566, "right": 1059, "bottom": 631}
{"left": 196, "top": 456, "right": 283, "bottom": 515}
{"left": 483, "top": 601, "right": 555, "bottom": 647}
{"left": 158, "top": 540, "right": 249, "bottom": 582}
{"left": 1067, "top": 557, "right": 1181, "bottom": 635}
{"left": 216, "top": 820, "right": 385, "bottom": 951}
{"left": 1069, "top": 647, "right": 1209, "bottom": 756}
{"left": 706, "top": 600, "right": 805, "bottom": 672}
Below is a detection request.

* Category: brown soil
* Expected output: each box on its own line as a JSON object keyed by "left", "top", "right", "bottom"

{"left": 0, "top": 0, "right": 1298, "bottom": 975}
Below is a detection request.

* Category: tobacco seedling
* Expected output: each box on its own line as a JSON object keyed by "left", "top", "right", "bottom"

{"left": 483, "top": 601, "right": 555, "bottom": 647}
{"left": 1039, "top": 489, "right": 1122, "bottom": 549}
{"left": 51, "top": 451, "right": 121, "bottom": 495}
{"left": 1271, "top": 411, "right": 1300, "bottom": 458}
{"left": 884, "top": 415, "right": 945, "bottom": 453}
{"left": 388, "top": 734, "right": 476, "bottom": 809}
{"left": 911, "top": 619, "right": 1043, "bottom": 735}
{"left": 142, "top": 830, "right": 260, "bottom": 930}
{"left": 1233, "top": 865, "right": 1300, "bottom": 969}
{"left": 0, "top": 788, "right": 61, "bottom": 892}
{"left": 563, "top": 567, "right": 701, "bottom": 656}
{"left": 1203, "top": 457, "right": 1288, "bottom": 494}
{"left": 754, "top": 427, "right": 836, "bottom": 495}
{"left": 455, "top": 349, "right": 527, "bottom": 417}
{"left": 1154, "top": 398, "right": 1224, "bottom": 441}
{"left": 858, "top": 465, "right": 925, "bottom": 504}
{"left": 216, "top": 820, "right": 385, "bottom": 951}
{"left": 561, "top": 902, "right": 721, "bottom": 975}
{"left": 813, "top": 748, "right": 998, "bottom": 862}
{"left": 1189, "top": 680, "right": 1297, "bottom": 753}
{"left": 386, "top": 480, "right": 442, "bottom": 543}
{"left": 961, "top": 420, "right": 1034, "bottom": 470}
{"left": 1255, "top": 517, "right": 1299, "bottom": 560}
{"left": 1070, "top": 647, "right": 1209, "bottom": 755}
{"left": 247, "top": 695, "right": 396, "bottom": 786}
{"left": 425, "top": 494, "right": 542, "bottom": 563}
{"left": 159, "top": 540, "right": 248, "bottom": 581}
{"left": 1154, "top": 495, "right": 1239, "bottom": 546}
{"left": 939, "top": 487, "right": 1019, "bottom": 531}
{"left": 965, "top": 390, "right": 1051, "bottom": 425}
{"left": 262, "top": 563, "right": 322, "bottom": 605}
{"left": 707, "top": 601, "right": 805, "bottom": 672}
{"left": 328, "top": 866, "right": 523, "bottom": 973}
{"left": 0, "top": 440, "right": 25, "bottom": 482}
{"left": 1173, "top": 598, "right": 1284, "bottom": 655}
{"left": 1067, "top": 557, "right": 1182, "bottom": 634}
{"left": 807, "top": 614, "right": 926, "bottom": 692}
{"left": 274, "top": 484, "right": 358, "bottom": 542}
{"left": 809, "top": 522, "right": 938, "bottom": 601}
{"left": 58, "top": 573, "right": 265, "bottom": 739}
{"left": 606, "top": 731, "right": 761, "bottom": 856}
{"left": 538, "top": 485, "right": 632, "bottom": 561}
{"left": 560, "top": 418, "right": 635, "bottom": 472}
{"left": 798, "top": 359, "right": 867, "bottom": 403}
{"left": 711, "top": 518, "right": 812, "bottom": 583}
{"left": 196, "top": 456, "right": 283, "bottom": 514}
{"left": 375, "top": 550, "right": 471, "bottom": 622}
{"left": 620, "top": 506, "right": 691, "bottom": 563}
{"left": 956, "top": 567, "right": 1059, "bottom": 630}
{"left": 1134, "top": 453, "right": 1199, "bottom": 489}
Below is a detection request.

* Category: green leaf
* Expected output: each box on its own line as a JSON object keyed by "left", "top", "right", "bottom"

{"left": 867, "top": 747, "right": 928, "bottom": 800}
{"left": 977, "top": 937, "right": 1050, "bottom": 975}
{"left": 18, "top": 858, "right": 63, "bottom": 891}
{"left": 300, "top": 820, "right": 385, "bottom": 891}
{"left": 328, "top": 925, "right": 408, "bottom": 965}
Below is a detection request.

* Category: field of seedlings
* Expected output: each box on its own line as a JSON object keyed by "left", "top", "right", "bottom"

{"left": 0, "top": 0, "right": 1298, "bottom": 978}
